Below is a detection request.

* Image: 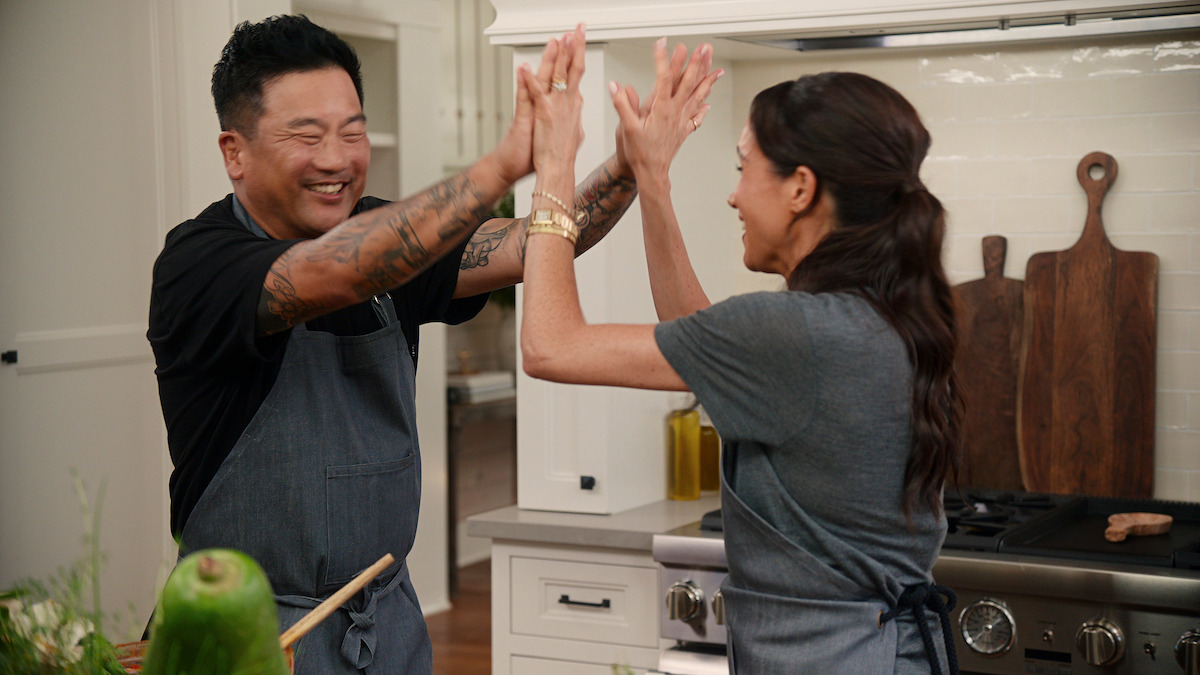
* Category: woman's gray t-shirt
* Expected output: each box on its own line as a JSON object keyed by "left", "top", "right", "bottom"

{"left": 655, "top": 290, "right": 946, "bottom": 589}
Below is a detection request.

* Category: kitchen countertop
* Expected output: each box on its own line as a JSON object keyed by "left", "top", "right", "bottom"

{"left": 466, "top": 493, "right": 721, "bottom": 551}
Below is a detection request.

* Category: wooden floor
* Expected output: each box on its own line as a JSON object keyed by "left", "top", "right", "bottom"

{"left": 428, "top": 559, "right": 492, "bottom": 674}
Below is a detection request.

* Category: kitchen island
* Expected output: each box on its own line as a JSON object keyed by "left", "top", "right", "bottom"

{"left": 467, "top": 495, "right": 720, "bottom": 674}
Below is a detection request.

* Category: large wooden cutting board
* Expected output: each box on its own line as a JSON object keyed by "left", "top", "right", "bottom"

{"left": 1018, "top": 152, "right": 1158, "bottom": 498}
{"left": 953, "top": 236, "right": 1024, "bottom": 490}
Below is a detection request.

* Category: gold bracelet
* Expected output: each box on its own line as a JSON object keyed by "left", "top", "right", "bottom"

{"left": 529, "top": 209, "right": 580, "bottom": 245}
{"left": 532, "top": 190, "right": 571, "bottom": 214}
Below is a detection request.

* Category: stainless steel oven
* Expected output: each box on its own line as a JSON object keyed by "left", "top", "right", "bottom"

{"left": 651, "top": 493, "right": 1200, "bottom": 675}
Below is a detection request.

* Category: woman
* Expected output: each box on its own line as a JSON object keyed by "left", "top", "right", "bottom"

{"left": 519, "top": 27, "right": 962, "bottom": 674}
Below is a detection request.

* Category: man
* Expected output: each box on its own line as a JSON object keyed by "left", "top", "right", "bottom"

{"left": 147, "top": 16, "right": 636, "bottom": 673}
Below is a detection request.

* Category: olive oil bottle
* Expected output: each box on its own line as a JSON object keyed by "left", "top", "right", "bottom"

{"left": 666, "top": 403, "right": 701, "bottom": 500}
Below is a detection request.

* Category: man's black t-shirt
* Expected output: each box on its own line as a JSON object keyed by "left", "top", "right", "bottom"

{"left": 148, "top": 195, "right": 487, "bottom": 535}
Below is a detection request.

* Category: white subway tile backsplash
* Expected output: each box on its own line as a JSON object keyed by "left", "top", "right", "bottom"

{"left": 1030, "top": 158, "right": 1087, "bottom": 195}
{"left": 1160, "top": 273, "right": 1200, "bottom": 312}
{"left": 1154, "top": 468, "right": 1190, "bottom": 501}
{"left": 1192, "top": 314, "right": 1200, "bottom": 349}
{"left": 992, "top": 118, "right": 1071, "bottom": 157}
{"left": 928, "top": 122, "right": 993, "bottom": 159}
{"left": 998, "top": 44, "right": 1072, "bottom": 82}
{"left": 941, "top": 196, "right": 993, "bottom": 234}
{"left": 1113, "top": 154, "right": 1195, "bottom": 192}
{"left": 957, "top": 83, "right": 1033, "bottom": 121}
{"left": 1149, "top": 192, "right": 1200, "bottom": 233}
{"left": 1159, "top": 390, "right": 1190, "bottom": 428}
{"left": 1067, "top": 115, "right": 1154, "bottom": 156}
{"left": 1160, "top": 312, "right": 1192, "bottom": 352}
{"left": 957, "top": 158, "right": 1031, "bottom": 196}
{"left": 994, "top": 195, "right": 1072, "bottom": 234}
{"left": 1031, "top": 78, "right": 1112, "bottom": 118}
{"left": 1153, "top": 39, "right": 1200, "bottom": 73}
{"left": 921, "top": 158, "right": 957, "bottom": 196}
{"left": 1156, "top": 429, "right": 1200, "bottom": 470}
{"left": 1069, "top": 43, "right": 1155, "bottom": 78}
{"left": 1111, "top": 72, "right": 1200, "bottom": 115}
{"left": 920, "top": 52, "right": 1000, "bottom": 86}
{"left": 1151, "top": 112, "right": 1200, "bottom": 152}
{"left": 1159, "top": 347, "right": 1200, "bottom": 391}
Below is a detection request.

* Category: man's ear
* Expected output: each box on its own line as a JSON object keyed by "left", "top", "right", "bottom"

{"left": 788, "top": 165, "right": 819, "bottom": 217}
{"left": 219, "top": 130, "right": 244, "bottom": 181}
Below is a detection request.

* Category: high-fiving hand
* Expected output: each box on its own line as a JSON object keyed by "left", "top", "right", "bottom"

{"left": 519, "top": 24, "right": 588, "bottom": 179}
{"left": 610, "top": 39, "right": 723, "bottom": 184}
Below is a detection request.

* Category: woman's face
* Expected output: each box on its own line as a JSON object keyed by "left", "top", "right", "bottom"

{"left": 727, "top": 123, "right": 799, "bottom": 276}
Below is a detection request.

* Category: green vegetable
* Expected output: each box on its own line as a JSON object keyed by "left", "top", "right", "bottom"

{"left": 142, "top": 549, "right": 288, "bottom": 675}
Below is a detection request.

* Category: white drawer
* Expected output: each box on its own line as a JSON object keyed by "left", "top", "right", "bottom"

{"left": 510, "top": 556, "right": 658, "bottom": 648}
{"left": 512, "top": 655, "right": 648, "bottom": 674}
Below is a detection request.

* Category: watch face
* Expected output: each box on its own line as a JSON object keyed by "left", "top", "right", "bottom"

{"left": 532, "top": 209, "right": 553, "bottom": 224}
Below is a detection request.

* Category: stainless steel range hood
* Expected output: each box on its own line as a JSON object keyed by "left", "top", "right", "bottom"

{"left": 487, "top": 0, "right": 1200, "bottom": 53}
{"left": 737, "top": 5, "right": 1200, "bottom": 52}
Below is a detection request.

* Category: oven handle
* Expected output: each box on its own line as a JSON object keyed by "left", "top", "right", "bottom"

{"left": 558, "top": 593, "right": 611, "bottom": 609}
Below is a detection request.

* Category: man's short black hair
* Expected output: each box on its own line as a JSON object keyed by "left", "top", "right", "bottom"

{"left": 212, "top": 14, "right": 363, "bottom": 137}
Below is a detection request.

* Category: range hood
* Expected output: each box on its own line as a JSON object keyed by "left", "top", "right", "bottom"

{"left": 487, "top": 0, "right": 1200, "bottom": 53}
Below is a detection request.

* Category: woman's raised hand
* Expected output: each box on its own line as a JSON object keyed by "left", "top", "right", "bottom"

{"left": 611, "top": 40, "right": 723, "bottom": 183}
{"left": 519, "top": 24, "right": 587, "bottom": 179}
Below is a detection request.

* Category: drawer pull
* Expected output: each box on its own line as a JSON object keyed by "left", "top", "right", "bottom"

{"left": 558, "top": 594, "right": 611, "bottom": 609}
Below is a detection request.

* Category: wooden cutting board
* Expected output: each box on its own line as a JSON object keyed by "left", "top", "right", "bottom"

{"left": 1018, "top": 152, "right": 1158, "bottom": 498}
{"left": 953, "top": 236, "right": 1024, "bottom": 490}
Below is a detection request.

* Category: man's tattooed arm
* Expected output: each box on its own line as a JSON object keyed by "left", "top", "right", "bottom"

{"left": 257, "top": 169, "right": 499, "bottom": 336}
{"left": 571, "top": 155, "right": 638, "bottom": 254}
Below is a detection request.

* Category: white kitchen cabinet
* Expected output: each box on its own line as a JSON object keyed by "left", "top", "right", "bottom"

{"left": 491, "top": 541, "right": 663, "bottom": 674}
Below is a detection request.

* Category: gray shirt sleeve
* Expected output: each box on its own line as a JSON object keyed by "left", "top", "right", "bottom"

{"left": 654, "top": 292, "right": 816, "bottom": 446}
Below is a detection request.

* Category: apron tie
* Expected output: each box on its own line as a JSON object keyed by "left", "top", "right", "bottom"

{"left": 879, "top": 583, "right": 959, "bottom": 675}
{"left": 278, "top": 561, "right": 406, "bottom": 671}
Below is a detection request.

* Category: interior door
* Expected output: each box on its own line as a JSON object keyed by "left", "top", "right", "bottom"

{"left": 0, "top": 0, "right": 172, "bottom": 636}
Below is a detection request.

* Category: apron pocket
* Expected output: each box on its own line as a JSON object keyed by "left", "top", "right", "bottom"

{"left": 324, "top": 457, "right": 418, "bottom": 587}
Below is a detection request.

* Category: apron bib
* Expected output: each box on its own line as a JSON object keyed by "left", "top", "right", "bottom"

{"left": 180, "top": 306, "right": 431, "bottom": 674}
{"left": 720, "top": 443, "right": 953, "bottom": 674}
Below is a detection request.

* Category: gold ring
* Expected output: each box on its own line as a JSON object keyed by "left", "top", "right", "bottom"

{"left": 551, "top": 79, "right": 567, "bottom": 92}
{"left": 689, "top": 118, "right": 698, "bottom": 131}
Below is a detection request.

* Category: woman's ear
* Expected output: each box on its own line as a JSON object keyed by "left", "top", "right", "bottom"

{"left": 788, "top": 165, "right": 819, "bottom": 217}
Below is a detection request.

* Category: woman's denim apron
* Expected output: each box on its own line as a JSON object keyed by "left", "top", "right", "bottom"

{"left": 720, "top": 442, "right": 956, "bottom": 674}
{"left": 179, "top": 199, "right": 432, "bottom": 673}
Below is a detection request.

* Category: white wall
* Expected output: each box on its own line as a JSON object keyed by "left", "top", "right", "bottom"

{"left": 731, "top": 30, "right": 1200, "bottom": 500}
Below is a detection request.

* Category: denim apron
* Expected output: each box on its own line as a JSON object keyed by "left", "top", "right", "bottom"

{"left": 179, "top": 200, "right": 432, "bottom": 673}
{"left": 720, "top": 442, "right": 955, "bottom": 674}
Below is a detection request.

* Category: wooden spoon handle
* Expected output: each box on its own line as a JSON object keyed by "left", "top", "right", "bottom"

{"left": 279, "top": 553, "right": 395, "bottom": 649}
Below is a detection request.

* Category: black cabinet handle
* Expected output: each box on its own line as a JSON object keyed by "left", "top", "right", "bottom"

{"left": 558, "top": 594, "right": 610, "bottom": 609}
{"left": 1, "top": 350, "right": 16, "bottom": 365}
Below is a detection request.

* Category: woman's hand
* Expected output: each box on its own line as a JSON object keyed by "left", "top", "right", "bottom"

{"left": 520, "top": 24, "right": 586, "bottom": 182}
{"left": 611, "top": 40, "right": 723, "bottom": 185}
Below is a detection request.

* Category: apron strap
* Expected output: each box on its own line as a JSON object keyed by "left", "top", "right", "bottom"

{"left": 879, "top": 583, "right": 959, "bottom": 675}
{"left": 277, "top": 560, "right": 407, "bottom": 670}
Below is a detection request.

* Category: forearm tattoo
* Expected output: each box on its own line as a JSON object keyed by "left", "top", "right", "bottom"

{"left": 573, "top": 159, "right": 638, "bottom": 253}
{"left": 258, "top": 172, "right": 494, "bottom": 334}
{"left": 462, "top": 219, "right": 516, "bottom": 271}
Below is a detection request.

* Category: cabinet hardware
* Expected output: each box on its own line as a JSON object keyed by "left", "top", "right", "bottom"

{"left": 580, "top": 475, "right": 596, "bottom": 490}
{"left": 1, "top": 350, "right": 15, "bottom": 365}
{"left": 558, "top": 594, "right": 610, "bottom": 609}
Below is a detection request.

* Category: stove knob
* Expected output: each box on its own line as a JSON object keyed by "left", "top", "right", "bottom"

{"left": 1176, "top": 630, "right": 1200, "bottom": 674}
{"left": 666, "top": 581, "right": 704, "bottom": 622}
{"left": 712, "top": 589, "right": 726, "bottom": 626}
{"left": 1076, "top": 618, "right": 1124, "bottom": 667}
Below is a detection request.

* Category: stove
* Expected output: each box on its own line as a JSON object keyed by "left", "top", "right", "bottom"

{"left": 651, "top": 491, "right": 1200, "bottom": 675}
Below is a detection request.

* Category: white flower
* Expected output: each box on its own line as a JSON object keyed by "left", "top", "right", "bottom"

{"left": 5, "top": 599, "right": 95, "bottom": 665}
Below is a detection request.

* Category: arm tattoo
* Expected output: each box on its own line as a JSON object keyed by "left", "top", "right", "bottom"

{"left": 258, "top": 171, "right": 495, "bottom": 334}
{"left": 573, "top": 160, "right": 638, "bottom": 254}
{"left": 462, "top": 220, "right": 515, "bottom": 271}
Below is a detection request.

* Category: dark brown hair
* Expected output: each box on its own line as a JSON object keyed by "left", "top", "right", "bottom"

{"left": 750, "top": 72, "right": 963, "bottom": 519}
